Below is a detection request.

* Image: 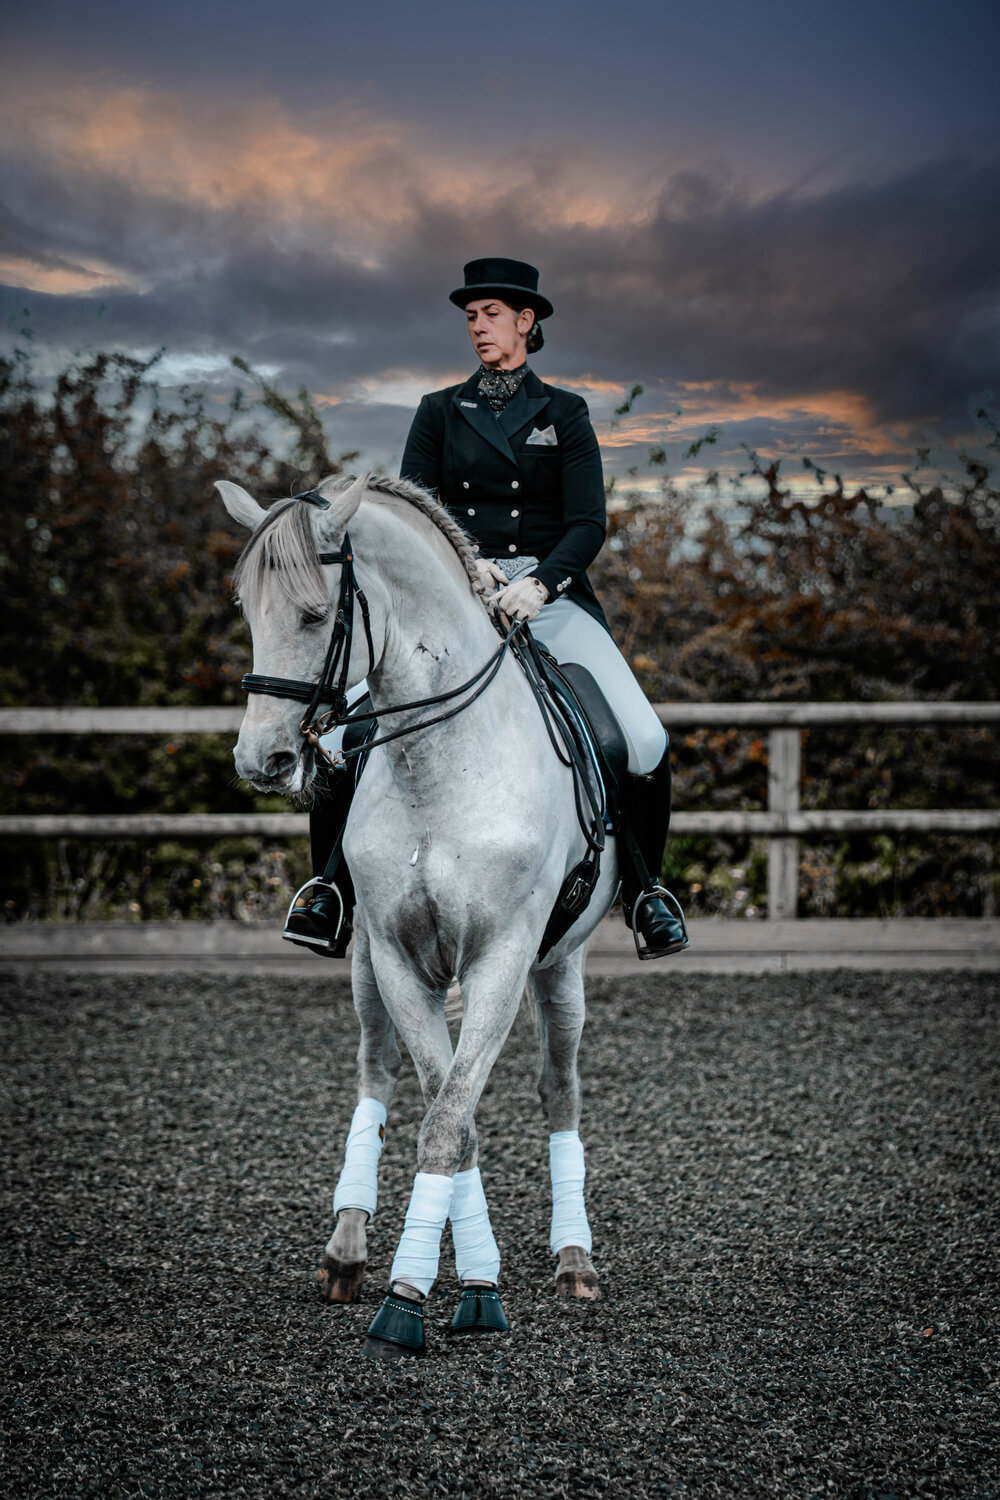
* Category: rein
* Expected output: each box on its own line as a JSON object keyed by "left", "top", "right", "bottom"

{"left": 240, "top": 488, "right": 526, "bottom": 768}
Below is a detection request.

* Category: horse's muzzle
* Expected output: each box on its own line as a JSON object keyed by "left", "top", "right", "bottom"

{"left": 235, "top": 738, "right": 313, "bottom": 796}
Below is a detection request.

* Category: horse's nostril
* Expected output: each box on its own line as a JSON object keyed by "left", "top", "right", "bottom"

{"left": 264, "top": 750, "right": 298, "bottom": 780}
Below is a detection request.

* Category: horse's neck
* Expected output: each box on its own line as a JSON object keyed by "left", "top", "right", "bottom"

{"left": 350, "top": 499, "right": 540, "bottom": 764}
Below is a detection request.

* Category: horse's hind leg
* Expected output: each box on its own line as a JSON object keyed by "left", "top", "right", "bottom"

{"left": 532, "top": 950, "right": 601, "bottom": 1300}
{"left": 318, "top": 925, "right": 402, "bottom": 1304}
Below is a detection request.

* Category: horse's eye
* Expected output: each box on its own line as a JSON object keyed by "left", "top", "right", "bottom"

{"left": 300, "top": 609, "right": 328, "bottom": 628}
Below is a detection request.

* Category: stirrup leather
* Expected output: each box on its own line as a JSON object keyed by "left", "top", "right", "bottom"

{"left": 630, "top": 885, "right": 689, "bottom": 961}
{"left": 282, "top": 876, "right": 346, "bottom": 950}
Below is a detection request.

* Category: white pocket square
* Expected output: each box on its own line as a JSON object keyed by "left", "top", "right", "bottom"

{"left": 526, "top": 424, "right": 558, "bottom": 446}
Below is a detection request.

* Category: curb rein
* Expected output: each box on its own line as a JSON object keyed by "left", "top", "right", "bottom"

{"left": 240, "top": 489, "right": 529, "bottom": 768}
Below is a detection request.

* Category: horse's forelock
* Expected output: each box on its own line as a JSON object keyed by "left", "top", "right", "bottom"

{"left": 232, "top": 498, "right": 330, "bottom": 619}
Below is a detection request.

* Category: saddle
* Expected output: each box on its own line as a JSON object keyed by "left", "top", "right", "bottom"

{"left": 521, "top": 642, "right": 628, "bottom": 961}
{"left": 542, "top": 658, "right": 628, "bottom": 829}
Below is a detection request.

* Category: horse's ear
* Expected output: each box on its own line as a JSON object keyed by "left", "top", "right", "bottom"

{"left": 314, "top": 471, "right": 371, "bottom": 539}
{"left": 215, "top": 480, "right": 267, "bottom": 531}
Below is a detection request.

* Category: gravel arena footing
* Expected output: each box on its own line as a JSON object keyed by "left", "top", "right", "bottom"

{"left": 2, "top": 970, "right": 998, "bottom": 1499}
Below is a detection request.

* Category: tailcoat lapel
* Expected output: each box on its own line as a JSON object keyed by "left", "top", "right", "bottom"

{"left": 497, "top": 371, "right": 551, "bottom": 443}
{"left": 451, "top": 374, "right": 515, "bottom": 464}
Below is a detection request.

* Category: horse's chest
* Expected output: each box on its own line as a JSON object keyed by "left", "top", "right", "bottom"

{"left": 345, "top": 784, "right": 546, "bottom": 956}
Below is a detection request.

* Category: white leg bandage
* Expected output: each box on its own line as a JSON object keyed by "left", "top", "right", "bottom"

{"left": 333, "top": 1097, "right": 387, "bottom": 1220}
{"left": 549, "top": 1130, "right": 592, "bottom": 1256}
{"left": 390, "top": 1171, "right": 454, "bottom": 1298}
{"left": 449, "top": 1167, "right": 501, "bottom": 1285}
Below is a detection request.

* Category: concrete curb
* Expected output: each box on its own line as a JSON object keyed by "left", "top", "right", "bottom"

{"left": 2, "top": 917, "right": 998, "bottom": 973}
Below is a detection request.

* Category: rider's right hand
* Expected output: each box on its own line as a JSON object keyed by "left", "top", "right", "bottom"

{"left": 474, "top": 559, "right": 509, "bottom": 594}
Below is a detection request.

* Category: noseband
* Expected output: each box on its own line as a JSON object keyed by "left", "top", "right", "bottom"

{"left": 240, "top": 488, "right": 525, "bottom": 767}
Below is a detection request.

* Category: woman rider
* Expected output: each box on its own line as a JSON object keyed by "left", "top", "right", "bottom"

{"left": 284, "top": 257, "right": 688, "bottom": 959}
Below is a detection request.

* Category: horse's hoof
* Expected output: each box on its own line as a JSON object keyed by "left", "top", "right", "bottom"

{"left": 555, "top": 1269, "right": 602, "bottom": 1301}
{"left": 362, "top": 1293, "right": 425, "bottom": 1359}
{"left": 448, "top": 1286, "right": 509, "bottom": 1337}
{"left": 317, "top": 1253, "right": 366, "bottom": 1304}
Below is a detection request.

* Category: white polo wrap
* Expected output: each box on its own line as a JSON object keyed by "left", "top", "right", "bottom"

{"left": 549, "top": 1129, "right": 592, "bottom": 1255}
{"left": 390, "top": 1171, "right": 454, "bottom": 1297}
{"left": 449, "top": 1167, "right": 501, "bottom": 1285}
{"left": 332, "top": 1097, "right": 387, "bottom": 1219}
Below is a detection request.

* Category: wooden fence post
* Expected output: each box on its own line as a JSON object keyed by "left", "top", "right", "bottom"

{"left": 768, "top": 728, "right": 801, "bottom": 919}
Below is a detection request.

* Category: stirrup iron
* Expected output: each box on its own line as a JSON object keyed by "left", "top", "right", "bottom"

{"left": 630, "top": 885, "right": 689, "bottom": 961}
{"left": 282, "top": 876, "right": 345, "bottom": 950}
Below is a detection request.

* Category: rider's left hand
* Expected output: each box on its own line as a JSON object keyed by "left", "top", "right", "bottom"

{"left": 489, "top": 576, "right": 550, "bottom": 623}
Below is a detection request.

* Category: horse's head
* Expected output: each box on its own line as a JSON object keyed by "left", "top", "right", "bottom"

{"left": 216, "top": 471, "right": 371, "bottom": 796}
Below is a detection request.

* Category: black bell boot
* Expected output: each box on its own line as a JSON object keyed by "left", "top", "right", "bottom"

{"left": 283, "top": 761, "right": 357, "bottom": 959}
{"left": 619, "top": 743, "right": 690, "bottom": 960}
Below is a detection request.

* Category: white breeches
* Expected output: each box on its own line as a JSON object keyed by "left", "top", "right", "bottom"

{"left": 320, "top": 597, "right": 665, "bottom": 776}
{"left": 529, "top": 597, "right": 666, "bottom": 774}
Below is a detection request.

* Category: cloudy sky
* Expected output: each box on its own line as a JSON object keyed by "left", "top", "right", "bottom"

{"left": 2, "top": 0, "right": 998, "bottom": 494}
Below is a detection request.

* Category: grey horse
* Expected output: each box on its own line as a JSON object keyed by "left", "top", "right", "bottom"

{"left": 218, "top": 471, "right": 617, "bottom": 1356}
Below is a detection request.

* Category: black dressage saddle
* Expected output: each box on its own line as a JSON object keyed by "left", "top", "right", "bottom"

{"left": 522, "top": 645, "right": 627, "bottom": 961}
{"left": 542, "top": 658, "right": 628, "bottom": 829}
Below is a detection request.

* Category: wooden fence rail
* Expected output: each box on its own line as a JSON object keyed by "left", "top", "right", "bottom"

{"left": 2, "top": 703, "right": 998, "bottom": 920}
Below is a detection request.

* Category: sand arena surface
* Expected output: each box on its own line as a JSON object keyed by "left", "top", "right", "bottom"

{"left": 2, "top": 970, "right": 998, "bottom": 1497}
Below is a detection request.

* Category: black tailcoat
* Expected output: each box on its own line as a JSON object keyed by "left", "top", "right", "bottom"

{"left": 400, "top": 368, "right": 609, "bottom": 628}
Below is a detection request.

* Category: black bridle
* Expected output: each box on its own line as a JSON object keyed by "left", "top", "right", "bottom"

{"left": 240, "top": 488, "right": 526, "bottom": 767}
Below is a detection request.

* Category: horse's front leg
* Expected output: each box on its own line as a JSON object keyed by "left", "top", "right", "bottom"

{"left": 363, "top": 942, "right": 529, "bottom": 1358}
{"left": 318, "top": 924, "right": 402, "bottom": 1303}
{"left": 532, "top": 949, "right": 601, "bottom": 1300}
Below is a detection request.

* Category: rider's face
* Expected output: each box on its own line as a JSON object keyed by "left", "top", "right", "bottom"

{"left": 465, "top": 299, "right": 534, "bottom": 370}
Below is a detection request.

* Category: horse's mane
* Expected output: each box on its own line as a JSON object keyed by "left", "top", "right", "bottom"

{"left": 232, "top": 474, "right": 487, "bottom": 619}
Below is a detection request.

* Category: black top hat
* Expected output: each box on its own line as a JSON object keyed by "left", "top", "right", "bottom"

{"left": 449, "top": 257, "right": 553, "bottom": 320}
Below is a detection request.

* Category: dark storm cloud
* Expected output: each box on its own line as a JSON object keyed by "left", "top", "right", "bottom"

{"left": 4, "top": 124, "right": 997, "bottom": 446}
{"left": 540, "top": 154, "right": 1000, "bottom": 426}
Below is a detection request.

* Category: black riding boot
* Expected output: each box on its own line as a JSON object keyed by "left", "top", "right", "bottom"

{"left": 283, "top": 760, "right": 357, "bottom": 958}
{"left": 620, "top": 743, "right": 689, "bottom": 959}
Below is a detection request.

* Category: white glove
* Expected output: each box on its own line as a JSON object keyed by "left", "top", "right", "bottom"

{"left": 489, "top": 576, "right": 550, "bottom": 623}
{"left": 474, "top": 559, "right": 509, "bottom": 592}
